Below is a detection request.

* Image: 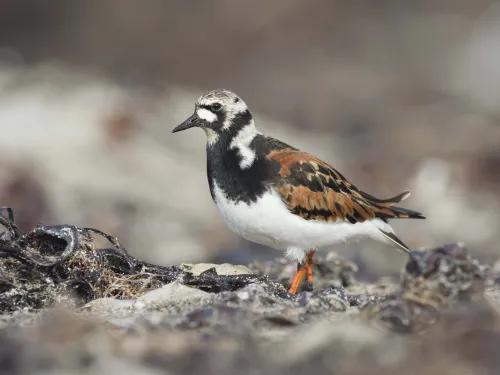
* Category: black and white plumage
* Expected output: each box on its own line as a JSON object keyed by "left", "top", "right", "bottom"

{"left": 172, "top": 89, "right": 425, "bottom": 293}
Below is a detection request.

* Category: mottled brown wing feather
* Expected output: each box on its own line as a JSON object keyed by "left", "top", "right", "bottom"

{"left": 266, "top": 148, "right": 424, "bottom": 224}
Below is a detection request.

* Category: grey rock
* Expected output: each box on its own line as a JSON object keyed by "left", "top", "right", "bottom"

{"left": 180, "top": 263, "right": 254, "bottom": 276}
{"left": 80, "top": 297, "right": 136, "bottom": 315}
{"left": 300, "top": 288, "right": 350, "bottom": 319}
{"left": 134, "top": 281, "right": 210, "bottom": 310}
{"left": 360, "top": 243, "right": 491, "bottom": 334}
{"left": 0, "top": 219, "right": 498, "bottom": 375}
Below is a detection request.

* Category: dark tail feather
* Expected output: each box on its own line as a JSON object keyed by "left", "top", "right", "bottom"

{"left": 378, "top": 229, "right": 411, "bottom": 253}
{"left": 389, "top": 205, "right": 426, "bottom": 219}
{"left": 360, "top": 190, "right": 425, "bottom": 220}
{"left": 359, "top": 190, "right": 411, "bottom": 207}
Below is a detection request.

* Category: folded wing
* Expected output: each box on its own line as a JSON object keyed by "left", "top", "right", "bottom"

{"left": 266, "top": 148, "right": 425, "bottom": 225}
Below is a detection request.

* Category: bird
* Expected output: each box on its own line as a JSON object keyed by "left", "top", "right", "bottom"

{"left": 172, "top": 89, "right": 425, "bottom": 294}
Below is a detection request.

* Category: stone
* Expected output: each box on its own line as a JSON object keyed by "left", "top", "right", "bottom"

{"left": 179, "top": 263, "right": 254, "bottom": 276}
{"left": 134, "top": 281, "right": 211, "bottom": 310}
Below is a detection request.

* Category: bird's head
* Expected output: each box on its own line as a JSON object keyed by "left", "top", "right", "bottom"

{"left": 172, "top": 89, "right": 254, "bottom": 145}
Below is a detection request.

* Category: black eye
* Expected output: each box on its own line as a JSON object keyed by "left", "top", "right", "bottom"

{"left": 211, "top": 103, "right": 222, "bottom": 111}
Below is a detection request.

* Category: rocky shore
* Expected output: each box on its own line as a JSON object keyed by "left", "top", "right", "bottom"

{"left": 0, "top": 207, "right": 499, "bottom": 375}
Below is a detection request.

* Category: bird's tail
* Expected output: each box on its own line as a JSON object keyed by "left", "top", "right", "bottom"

{"left": 378, "top": 229, "right": 411, "bottom": 252}
{"left": 387, "top": 205, "right": 426, "bottom": 219}
{"left": 360, "top": 190, "right": 426, "bottom": 219}
{"left": 364, "top": 189, "right": 425, "bottom": 253}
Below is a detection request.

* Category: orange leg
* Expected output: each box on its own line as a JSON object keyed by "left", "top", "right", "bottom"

{"left": 288, "top": 250, "right": 317, "bottom": 294}
{"left": 305, "top": 250, "right": 317, "bottom": 286}
{"left": 288, "top": 267, "right": 306, "bottom": 294}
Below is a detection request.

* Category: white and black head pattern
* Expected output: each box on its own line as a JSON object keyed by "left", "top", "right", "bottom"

{"left": 173, "top": 89, "right": 261, "bottom": 170}
{"left": 196, "top": 89, "right": 249, "bottom": 132}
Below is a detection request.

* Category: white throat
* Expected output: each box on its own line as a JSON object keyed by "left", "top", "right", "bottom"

{"left": 204, "top": 128, "right": 219, "bottom": 146}
{"left": 229, "top": 120, "right": 260, "bottom": 169}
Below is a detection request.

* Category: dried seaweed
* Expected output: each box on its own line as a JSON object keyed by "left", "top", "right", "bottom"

{"left": 0, "top": 207, "right": 272, "bottom": 313}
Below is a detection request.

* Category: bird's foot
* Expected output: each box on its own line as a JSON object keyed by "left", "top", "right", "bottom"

{"left": 288, "top": 250, "right": 317, "bottom": 294}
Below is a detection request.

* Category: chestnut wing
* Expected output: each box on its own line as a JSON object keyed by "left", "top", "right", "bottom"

{"left": 266, "top": 148, "right": 414, "bottom": 224}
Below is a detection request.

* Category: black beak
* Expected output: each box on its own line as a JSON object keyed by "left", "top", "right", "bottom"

{"left": 172, "top": 113, "right": 200, "bottom": 133}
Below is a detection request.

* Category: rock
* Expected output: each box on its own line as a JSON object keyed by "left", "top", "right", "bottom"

{"left": 82, "top": 283, "right": 210, "bottom": 316}
{"left": 401, "top": 243, "right": 488, "bottom": 303}
{"left": 81, "top": 297, "right": 136, "bottom": 315}
{"left": 3, "top": 300, "right": 499, "bottom": 375}
{"left": 360, "top": 243, "right": 490, "bottom": 333}
{"left": 491, "top": 258, "right": 500, "bottom": 285}
{"left": 134, "top": 281, "right": 210, "bottom": 310}
{"left": 1, "top": 208, "right": 500, "bottom": 375}
{"left": 299, "top": 287, "right": 349, "bottom": 319}
{"left": 179, "top": 263, "right": 254, "bottom": 276}
{"left": 314, "top": 252, "right": 359, "bottom": 289}
{"left": 214, "top": 283, "right": 294, "bottom": 310}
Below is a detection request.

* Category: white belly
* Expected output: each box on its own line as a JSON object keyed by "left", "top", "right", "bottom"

{"left": 212, "top": 181, "right": 391, "bottom": 261}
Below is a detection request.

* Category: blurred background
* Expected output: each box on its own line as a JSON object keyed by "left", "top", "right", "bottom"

{"left": 0, "top": 0, "right": 499, "bottom": 280}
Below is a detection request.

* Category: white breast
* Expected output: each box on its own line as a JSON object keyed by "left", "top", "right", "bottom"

{"left": 211, "top": 181, "right": 392, "bottom": 262}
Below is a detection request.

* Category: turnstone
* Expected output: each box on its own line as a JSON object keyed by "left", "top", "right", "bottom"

{"left": 172, "top": 89, "right": 425, "bottom": 294}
